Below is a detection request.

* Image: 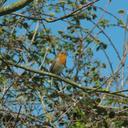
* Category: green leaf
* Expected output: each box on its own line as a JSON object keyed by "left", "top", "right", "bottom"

{"left": 118, "top": 9, "right": 125, "bottom": 14}
{"left": 117, "top": 19, "right": 125, "bottom": 26}
{"left": 99, "top": 19, "right": 109, "bottom": 28}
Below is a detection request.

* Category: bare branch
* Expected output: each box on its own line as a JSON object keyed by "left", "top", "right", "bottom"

{"left": 0, "top": 0, "right": 34, "bottom": 16}
{"left": 0, "top": 56, "right": 128, "bottom": 98}
{"left": 12, "top": 0, "right": 100, "bottom": 22}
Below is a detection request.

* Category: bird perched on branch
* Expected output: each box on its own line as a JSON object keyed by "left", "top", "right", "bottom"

{"left": 50, "top": 51, "right": 67, "bottom": 74}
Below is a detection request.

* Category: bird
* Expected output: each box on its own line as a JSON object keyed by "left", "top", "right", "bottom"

{"left": 50, "top": 51, "right": 67, "bottom": 74}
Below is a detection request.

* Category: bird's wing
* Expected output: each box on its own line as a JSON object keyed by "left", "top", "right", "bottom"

{"left": 49, "top": 60, "right": 56, "bottom": 72}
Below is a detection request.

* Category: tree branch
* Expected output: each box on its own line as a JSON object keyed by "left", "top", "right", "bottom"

{"left": 0, "top": 57, "right": 128, "bottom": 98}
{"left": 47, "top": 0, "right": 100, "bottom": 22}
{"left": 12, "top": 0, "right": 100, "bottom": 22}
{"left": 0, "top": 0, "right": 34, "bottom": 16}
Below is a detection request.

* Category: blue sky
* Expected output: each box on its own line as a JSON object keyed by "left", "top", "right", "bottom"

{"left": 2, "top": 0, "right": 128, "bottom": 76}
{"left": 100, "top": 0, "right": 128, "bottom": 72}
{"left": 1, "top": 0, "right": 128, "bottom": 124}
{"left": 46, "top": 0, "right": 128, "bottom": 76}
{"left": 93, "top": 0, "right": 128, "bottom": 75}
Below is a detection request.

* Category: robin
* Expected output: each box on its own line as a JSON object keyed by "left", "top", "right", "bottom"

{"left": 50, "top": 51, "right": 67, "bottom": 74}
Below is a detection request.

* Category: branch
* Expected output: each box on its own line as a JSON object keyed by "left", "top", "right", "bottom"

{"left": 90, "top": 20, "right": 121, "bottom": 61}
{"left": 12, "top": 0, "right": 100, "bottom": 22}
{"left": 96, "top": 6, "right": 128, "bottom": 30}
{"left": 0, "top": 109, "right": 44, "bottom": 124}
{"left": 0, "top": 0, "right": 34, "bottom": 16}
{"left": 13, "top": 106, "right": 22, "bottom": 127}
{"left": 0, "top": 57, "right": 128, "bottom": 98}
{"left": 47, "top": 0, "right": 100, "bottom": 22}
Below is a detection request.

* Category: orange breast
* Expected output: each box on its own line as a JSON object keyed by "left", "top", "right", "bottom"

{"left": 58, "top": 54, "right": 67, "bottom": 65}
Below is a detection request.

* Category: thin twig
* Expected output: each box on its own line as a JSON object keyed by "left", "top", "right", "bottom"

{"left": 91, "top": 20, "right": 121, "bottom": 60}
{"left": 31, "top": 21, "right": 39, "bottom": 44}
{"left": 12, "top": 0, "right": 100, "bottom": 23}
{"left": 96, "top": 6, "right": 128, "bottom": 30}
{"left": 13, "top": 106, "right": 22, "bottom": 128}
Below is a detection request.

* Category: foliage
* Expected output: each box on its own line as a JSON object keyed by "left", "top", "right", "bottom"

{"left": 0, "top": 0, "right": 128, "bottom": 127}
